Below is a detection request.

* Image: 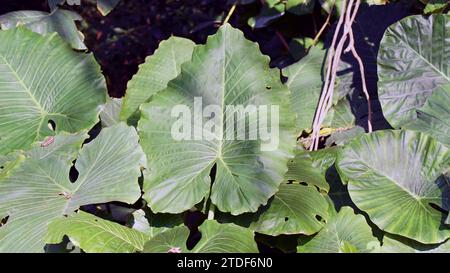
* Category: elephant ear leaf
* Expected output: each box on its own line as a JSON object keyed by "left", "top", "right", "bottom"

{"left": 143, "top": 220, "right": 258, "bottom": 253}
{"left": 337, "top": 130, "right": 450, "bottom": 244}
{"left": 378, "top": 14, "right": 450, "bottom": 128}
{"left": 143, "top": 225, "right": 190, "bottom": 253}
{"left": 0, "top": 28, "right": 106, "bottom": 156}
{"left": 192, "top": 220, "right": 258, "bottom": 253}
{"left": 297, "top": 207, "right": 379, "bottom": 253}
{"left": 45, "top": 211, "right": 148, "bottom": 253}
{"left": 138, "top": 24, "right": 296, "bottom": 215}
{"left": 0, "top": 123, "right": 144, "bottom": 252}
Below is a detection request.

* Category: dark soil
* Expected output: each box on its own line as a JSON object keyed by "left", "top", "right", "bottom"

{"left": 0, "top": 0, "right": 330, "bottom": 97}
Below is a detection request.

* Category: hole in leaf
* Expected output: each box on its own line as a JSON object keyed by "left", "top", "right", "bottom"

{"left": 209, "top": 163, "right": 217, "bottom": 182}
{"left": 83, "top": 122, "right": 102, "bottom": 145}
{"left": 48, "top": 120, "right": 56, "bottom": 131}
{"left": 0, "top": 166, "right": 4, "bottom": 169}
{"left": 299, "top": 182, "right": 308, "bottom": 186}
{"left": 284, "top": 217, "right": 289, "bottom": 222}
{"left": 69, "top": 160, "right": 79, "bottom": 183}
{"left": 266, "top": 86, "right": 272, "bottom": 90}
{"left": 315, "top": 215, "right": 324, "bottom": 222}
{"left": 0, "top": 215, "right": 9, "bottom": 227}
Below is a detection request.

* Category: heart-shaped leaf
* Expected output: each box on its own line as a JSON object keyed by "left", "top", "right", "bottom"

{"left": 378, "top": 14, "right": 450, "bottom": 128}
{"left": 46, "top": 211, "right": 147, "bottom": 253}
{"left": 297, "top": 207, "right": 379, "bottom": 253}
{"left": 0, "top": 123, "right": 144, "bottom": 252}
{"left": 231, "top": 183, "right": 329, "bottom": 236}
{"left": 337, "top": 130, "right": 450, "bottom": 244}
{"left": 143, "top": 220, "right": 258, "bottom": 253}
{"left": 217, "top": 148, "right": 334, "bottom": 236}
{"left": 0, "top": 27, "right": 106, "bottom": 156}
{"left": 138, "top": 24, "right": 296, "bottom": 215}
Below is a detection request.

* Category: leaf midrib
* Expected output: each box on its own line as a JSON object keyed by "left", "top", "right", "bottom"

{"left": 0, "top": 54, "right": 45, "bottom": 114}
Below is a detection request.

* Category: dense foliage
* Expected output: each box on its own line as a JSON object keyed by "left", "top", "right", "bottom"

{"left": 0, "top": 0, "right": 448, "bottom": 253}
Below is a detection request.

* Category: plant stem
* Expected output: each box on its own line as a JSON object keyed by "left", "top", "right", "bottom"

{"left": 207, "top": 203, "right": 216, "bottom": 220}
{"left": 223, "top": 2, "right": 237, "bottom": 25}
{"left": 312, "top": 0, "right": 335, "bottom": 46}
{"left": 310, "top": 0, "right": 348, "bottom": 150}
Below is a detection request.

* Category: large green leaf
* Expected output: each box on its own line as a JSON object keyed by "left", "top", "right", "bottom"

{"left": 297, "top": 207, "right": 379, "bottom": 253}
{"left": 378, "top": 14, "right": 450, "bottom": 128}
{"left": 405, "top": 85, "right": 450, "bottom": 146}
{"left": 144, "top": 220, "right": 258, "bottom": 253}
{"left": 0, "top": 123, "right": 144, "bottom": 252}
{"left": 236, "top": 182, "right": 328, "bottom": 236}
{"left": 337, "top": 130, "right": 450, "bottom": 244}
{"left": 142, "top": 225, "right": 190, "bottom": 253}
{"left": 45, "top": 211, "right": 147, "bottom": 253}
{"left": 0, "top": 8, "right": 86, "bottom": 50}
{"left": 218, "top": 148, "right": 333, "bottom": 236}
{"left": 120, "top": 37, "right": 195, "bottom": 124}
{"left": 0, "top": 27, "right": 106, "bottom": 156}
{"left": 138, "top": 24, "right": 296, "bottom": 215}
{"left": 193, "top": 220, "right": 258, "bottom": 253}
{"left": 284, "top": 46, "right": 325, "bottom": 132}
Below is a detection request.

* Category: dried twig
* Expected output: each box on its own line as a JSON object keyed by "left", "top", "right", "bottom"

{"left": 312, "top": 0, "right": 336, "bottom": 46}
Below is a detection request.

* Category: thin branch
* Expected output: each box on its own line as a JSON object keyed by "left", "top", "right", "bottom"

{"left": 223, "top": 2, "right": 237, "bottom": 25}
{"left": 207, "top": 203, "right": 216, "bottom": 220}
{"left": 312, "top": 0, "right": 336, "bottom": 46}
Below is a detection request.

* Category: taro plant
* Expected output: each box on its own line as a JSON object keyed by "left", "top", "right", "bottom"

{"left": 0, "top": 1, "right": 448, "bottom": 253}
